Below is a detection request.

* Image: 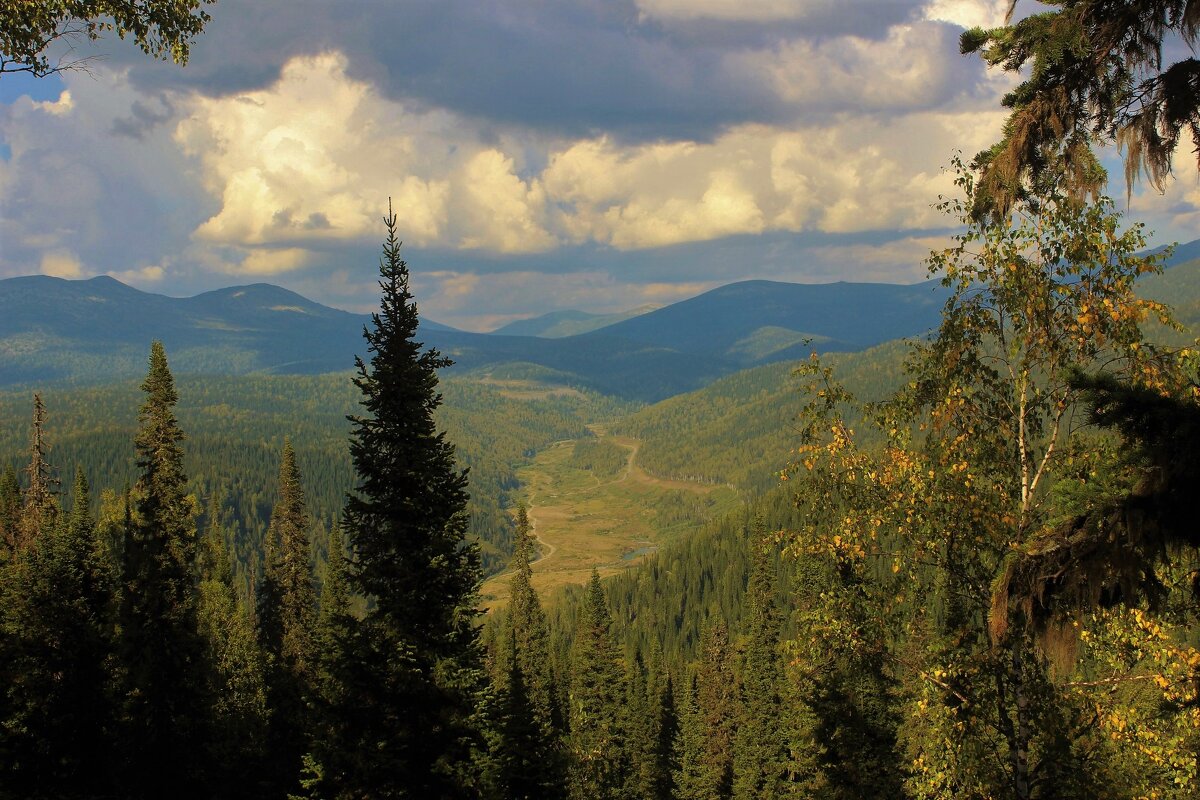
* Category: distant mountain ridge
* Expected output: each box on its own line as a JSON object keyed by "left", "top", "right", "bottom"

{"left": 12, "top": 245, "right": 1197, "bottom": 401}
{"left": 586, "top": 279, "right": 949, "bottom": 364}
{"left": 491, "top": 305, "right": 659, "bottom": 338}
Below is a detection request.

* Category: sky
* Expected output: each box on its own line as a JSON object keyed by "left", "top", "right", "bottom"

{"left": 1, "top": 0, "right": 1199, "bottom": 331}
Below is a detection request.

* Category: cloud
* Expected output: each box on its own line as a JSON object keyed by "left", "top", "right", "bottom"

{"left": 542, "top": 107, "right": 1007, "bottom": 249}
{"left": 3, "top": 0, "right": 1196, "bottom": 334}
{"left": 110, "top": 98, "right": 174, "bottom": 139}
{"left": 39, "top": 250, "right": 84, "bottom": 278}
{"left": 176, "top": 53, "right": 559, "bottom": 259}
{"left": 731, "top": 21, "right": 962, "bottom": 112}
{"left": 635, "top": 0, "right": 922, "bottom": 32}
{"left": 238, "top": 247, "right": 315, "bottom": 275}
{"left": 922, "top": 0, "right": 1010, "bottom": 29}
{"left": 108, "top": 265, "right": 166, "bottom": 283}
{"left": 455, "top": 149, "right": 555, "bottom": 253}
{"left": 90, "top": 0, "right": 962, "bottom": 142}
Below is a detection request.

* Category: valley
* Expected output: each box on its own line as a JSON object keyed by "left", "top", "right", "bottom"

{"left": 479, "top": 430, "right": 739, "bottom": 609}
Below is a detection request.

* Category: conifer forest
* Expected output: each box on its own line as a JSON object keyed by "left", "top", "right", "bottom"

{"left": 3, "top": 1, "right": 1200, "bottom": 799}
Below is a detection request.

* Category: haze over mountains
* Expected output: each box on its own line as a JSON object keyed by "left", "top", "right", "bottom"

{"left": 4, "top": 237, "right": 1198, "bottom": 401}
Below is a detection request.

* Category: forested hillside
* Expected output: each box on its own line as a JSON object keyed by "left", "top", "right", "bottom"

{"left": 0, "top": 373, "right": 631, "bottom": 580}
{"left": 613, "top": 340, "right": 908, "bottom": 492}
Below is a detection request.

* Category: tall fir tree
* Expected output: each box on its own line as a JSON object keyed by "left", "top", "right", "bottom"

{"left": 492, "top": 502, "right": 568, "bottom": 795}
{"left": 569, "top": 569, "right": 631, "bottom": 800}
{"left": 674, "top": 672, "right": 709, "bottom": 800}
{"left": 626, "top": 647, "right": 663, "bottom": 799}
{"left": 118, "top": 341, "right": 210, "bottom": 798}
{"left": 320, "top": 205, "right": 484, "bottom": 797}
{"left": 196, "top": 492, "right": 267, "bottom": 796}
{"left": 733, "top": 531, "right": 789, "bottom": 800}
{"left": 258, "top": 440, "right": 318, "bottom": 792}
{"left": 483, "top": 629, "right": 567, "bottom": 799}
{"left": 0, "top": 466, "right": 117, "bottom": 799}
{"left": 694, "top": 623, "right": 738, "bottom": 800}
{"left": 19, "top": 393, "right": 58, "bottom": 549}
{"left": 0, "top": 464, "right": 20, "bottom": 558}
{"left": 507, "top": 503, "right": 559, "bottom": 731}
{"left": 315, "top": 522, "right": 350, "bottom": 686}
{"left": 649, "top": 655, "right": 680, "bottom": 800}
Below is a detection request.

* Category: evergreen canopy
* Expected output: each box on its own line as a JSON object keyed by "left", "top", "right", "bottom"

{"left": 964, "top": 0, "right": 1200, "bottom": 218}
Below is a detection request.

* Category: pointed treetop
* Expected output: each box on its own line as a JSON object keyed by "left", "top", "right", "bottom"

{"left": 67, "top": 465, "right": 92, "bottom": 540}
{"left": 141, "top": 341, "right": 179, "bottom": 406}
{"left": 21, "top": 392, "right": 59, "bottom": 545}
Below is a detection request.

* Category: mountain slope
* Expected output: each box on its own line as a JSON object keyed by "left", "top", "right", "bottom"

{"left": 491, "top": 305, "right": 658, "bottom": 338}
{"left": 0, "top": 274, "right": 957, "bottom": 400}
{"left": 0, "top": 275, "right": 728, "bottom": 400}
{"left": 583, "top": 279, "right": 949, "bottom": 365}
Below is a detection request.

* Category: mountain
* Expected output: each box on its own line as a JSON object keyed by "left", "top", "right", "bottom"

{"left": 24, "top": 252, "right": 1195, "bottom": 401}
{"left": 0, "top": 273, "right": 964, "bottom": 401}
{"left": 0, "top": 275, "right": 724, "bottom": 400}
{"left": 582, "top": 279, "right": 949, "bottom": 365}
{"left": 491, "top": 305, "right": 658, "bottom": 338}
{"left": 0, "top": 276, "right": 369, "bottom": 385}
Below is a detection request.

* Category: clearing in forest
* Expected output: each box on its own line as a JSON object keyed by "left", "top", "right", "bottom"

{"left": 479, "top": 430, "right": 739, "bottom": 610}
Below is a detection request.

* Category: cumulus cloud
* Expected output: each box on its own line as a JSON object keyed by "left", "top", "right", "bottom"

{"left": 541, "top": 106, "right": 1007, "bottom": 249}
{"left": 455, "top": 150, "right": 555, "bottom": 253}
{"left": 109, "top": 265, "right": 166, "bottom": 283}
{"left": 39, "top": 250, "right": 84, "bottom": 278}
{"left": 3, "top": 0, "right": 1195, "bottom": 332}
{"left": 922, "top": 0, "right": 1010, "bottom": 30}
{"left": 176, "top": 53, "right": 553, "bottom": 261}
{"left": 733, "top": 21, "right": 961, "bottom": 111}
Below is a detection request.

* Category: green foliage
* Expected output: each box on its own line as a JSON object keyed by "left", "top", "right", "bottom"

{"left": 0, "top": 0, "right": 215, "bottom": 77}
{"left": 784, "top": 167, "right": 1197, "bottom": 797}
{"left": 568, "top": 437, "right": 627, "bottom": 479}
{"left": 569, "top": 570, "right": 631, "bottom": 800}
{"left": 255, "top": 440, "right": 321, "bottom": 795}
{"left": 692, "top": 623, "right": 738, "bottom": 799}
{"left": 482, "top": 630, "right": 568, "bottom": 799}
{"left": 0, "top": 371, "right": 613, "bottom": 580}
{"left": 962, "top": 0, "right": 1200, "bottom": 219}
{"left": 732, "top": 526, "right": 792, "bottom": 800}
{"left": 320, "top": 208, "right": 484, "bottom": 797}
{"left": 0, "top": 467, "right": 117, "bottom": 798}
{"left": 196, "top": 506, "right": 268, "bottom": 793}
{"left": 615, "top": 346, "right": 908, "bottom": 492}
{"left": 118, "top": 341, "right": 211, "bottom": 797}
{"left": 0, "top": 464, "right": 19, "bottom": 557}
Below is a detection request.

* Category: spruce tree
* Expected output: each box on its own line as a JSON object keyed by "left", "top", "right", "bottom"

{"left": 507, "top": 503, "right": 558, "bottom": 731}
{"left": 694, "top": 623, "right": 738, "bottom": 800}
{"left": 0, "top": 464, "right": 20, "bottom": 558}
{"left": 118, "top": 341, "right": 210, "bottom": 797}
{"left": 569, "top": 569, "right": 631, "bottom": 800}
{"left": 494, "top": 502, "right": 568, "bottom": 795}
{"left": 0, "top": 467, "right": 117, "bottom": 798}
{"left": 19, "top": 393, "right": 58, "bottom": 549}
{"left": 196, "top": 493, "right": 267, "bottom": 795}
{"left": 733, "top": 534, "right": 788, "bottom": 800}
{"left": 321, "top": 205, "right": 483, "bottom": 797}
{"left": 484, "top": 629, "right": 566, "bottom": 799}
{"left": 315, "top": 522, "right": 350, "bottom": 680}
{"left": 626, "top": 647, "right": 660, "bottom": 799}
{"left": 651, "top": 669, "right": 680, "bottom": 800}
{"left": 258, "top": 440, "right": 318, "bottom": 792}
{"left": 674, "top": 673, "right": 709, "bottom": 800}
